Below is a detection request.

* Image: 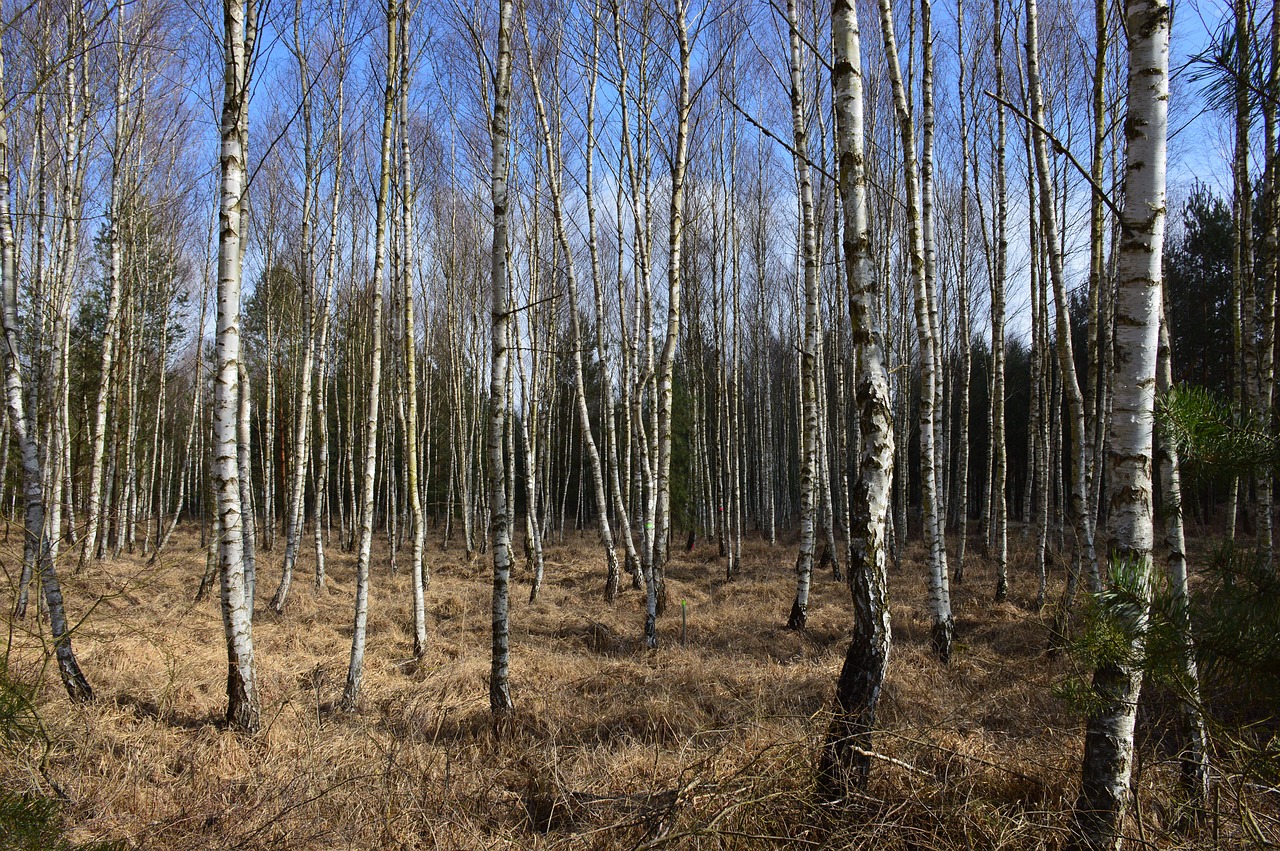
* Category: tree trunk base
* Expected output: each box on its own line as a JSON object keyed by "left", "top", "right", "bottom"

{"left": 930, "top": 615, "right": 953, "bottom": 663}
{"left": 787, "top": 597, "right": 807, "bottom": 631}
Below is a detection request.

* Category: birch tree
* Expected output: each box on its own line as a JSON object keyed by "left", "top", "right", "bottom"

{"left": 1024, "top": 0, "right": 1098, "bottom": 600}
{"left": 651, "top": 0, "right": 693, "bottom": 591}
{"left": 1071, "top": 0, "right": 1170, "bottom": 841}
{"left": 1155, "top": 299, "right": 1210, "bottom": 806}
{"left": 0, "top": 30, "right": 93, "bottom": 704}
{"left": 270, "top": 0, "right": 322, "bottom": 615}
{"left": 990, "top": 0, "right": 1009, "bottom": 602}
{"left": 783, "top": 0, "right": 819, "bottom": 632}
{"left": 214, "top": 0, "right": 260, "bottom": 732}
{"left": 79, "top": 0, "right": 129, "bottom": 574}
{"left": 399, "top": 1, "right": 427, "bottom": 656}
{"left": 488, "top": 0, "right": 516, "bottom": 714}
{"left": 522, "top": 7, "right": 623, "bottom": 603}
{"left": 819, "top": 0, "right": 895, "bottom": 792}
{"left": 341, "top": 0, "right": 396, "bottom": 711}
{"left": 876, "top": 0, "right": 952, "bottom": 661}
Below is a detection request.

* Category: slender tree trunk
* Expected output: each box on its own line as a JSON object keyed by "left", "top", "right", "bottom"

{"left": 0, "top": 46, "right": 91, "bottom": 700}
{"left": 523, "top": 18, "right": 621, "bottom": 603}
{"left": 1025, "top": 0, "right": 1098, "bottom": 601}
{"left": 1156, "top": 298, "right": 1210, "bottom": 808}
{"left": 341, "top": 0, "right": 397, "bottom": 712}
{"left": 272, "top": 2, "right": 321, "bottom": 614}
{"left": 651, "top": 2, "right": 692, "bottom": 604}
{"left": 954, "top": 0, "right": 972, "bottom": 585}
{"left": 398, "top": 4, "right": 427, "bottom": 655}
{"left": 1085, "top": 0, "right": 1109, "bottom": 542}
{"left": 820, "top": 0, "right": 895, "bottom": 792}
{"left": 80, "top": 0, "right": 129, "bottom": 573}
{"left": 488, "top": 0, "right": 516, "bottom": 714}
{"left": 214, "top": 0, "right": 260, "bottom": 732}
{"left": 313, "top": 9, "right": 345, "bottom": 588}
{"left": 1258, "top": 0, "right": 1279, "bottom": 569}
{"left": 991, "top": 0, "right": 1009, "bottom": 602}
{"left": 1227, "top": 0, "right": 1253, "bottom": 546}
{"left": 154, "top": 279, "right": 207, "bottom": 561}
{"left": 877, "top": 0, "right": 952, "bottom": 661}
{"left": 586, "top": 3, "right": 640, "bottom": 588}
{"left": 237, "top": 359, "right": 258, "bottom": 620}
{"left": 784, "top": 0, "right": 820, "bottom": 632}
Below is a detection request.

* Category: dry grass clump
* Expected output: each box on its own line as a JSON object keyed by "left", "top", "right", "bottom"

{"left": 0, "top": 524, "right": 1274, "bottom": 848}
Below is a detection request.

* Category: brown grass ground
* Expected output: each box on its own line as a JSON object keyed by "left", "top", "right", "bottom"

{"left": 1, "top": 523, "right": 1273, "bottom": 849}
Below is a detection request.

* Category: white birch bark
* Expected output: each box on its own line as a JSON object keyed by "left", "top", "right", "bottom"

{"left": 399, "top": 5, "right": 427, "bottom": 655}
{"left": 1025, "top": 0, "right": 1098, "bottom": 599}
{"left": 876, "top": 0, "right": 952, "bottom": 661}
{"left": 80, "top": 0, "right": 129, "bottom": 573}
{"left": 652, "top": 1, "right": 692, "bottom": 591}
{"left": 313, "top": 6, "right": 346, "bottom": 588}
{"left": 991, "top": 0, "right": 1009, "bottom": 602}
{"left": 1156, "top": 299, "right": 1209, "bottom": 806}
{"left": 0, "top": 49, "right": 91, "bottom": 702}
{"left": 488, "top": 0, "right": 516, "bottom": 713}
{"left": 585, "top": 1, "right": 640, "bottom": 588}
{"left": 819, "top": 0, "right": 895, "bottom": 793}
{"left": 1071, "top": 0, "right": 1169, "bottom": 842}
{"left": 272, "top": 0, "right": 321, "bottom": 614}
{"left": 341, "top": 0, "right": 396, "bottom": 711}
{"left": 784, "top": 0, "right": 819, "bottom": 632}
{"left": 953, "top": 0, "right": 972, "bottom": 585}
{"left": 237, "top": 360, "right": 257, "bottom": 619}
{"left": 214, "top": 0, "right": 259, "bottom": 732}
{"left": 522, "top": 16, "right": 622, "bottom": 603}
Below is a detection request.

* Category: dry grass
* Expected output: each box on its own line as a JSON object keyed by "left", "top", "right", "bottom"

{"left": 1, "top": 524, "right": 1273, "bottom": 849}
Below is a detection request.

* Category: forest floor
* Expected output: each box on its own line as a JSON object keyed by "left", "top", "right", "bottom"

{"left": 2, "top": 524, "right": 1275, "bottom": 849}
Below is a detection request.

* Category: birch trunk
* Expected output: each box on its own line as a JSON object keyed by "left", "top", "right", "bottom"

{"left": 585, "top": 2, "right": 640, "bottom": 587}
{"left": 80, "top": 0, "right": 129, "bottom": 573}
{"left": 523, "top": 18, "right": 621, "bottom": 603}
{"left": 991, "top": 0, "right": 1009, "bottom": 602}
{"left": 1156, "top": 298, "right": 1210, "bottom": 807}
{"left": 785, "top": 0, "right": 819, "bottom": 632}
{"left": 1227, "top": 0, "right": 1252, "bottom": 546}
{"left": 953, "top": 0, "right": 972, "bottom": 585}
{"left": 399, "top": 4, "right": 427, "bottom": 656}
{"left": 1025, "top": 0, "right": 1098, "bottom": 599}
{"left": 237, "top": 359, "right": 257, "bottom": 619}
{"left": 488, "top": 0, "right": 516, "bottom": 714}
{"left": 876, "top": 0, "right": 952, "bottom": 661}
{"left": 313, "top": 11, "right": 346, "bottom": 588}
{"left": 272, "top": 0, "right": 321, "bottom": 614}
{"left": 1071, "top": 0, "right": 1169, "bottom": 842}
{"left": 1085, "top": 0, "right": 1109, "bottom": 539}
{"left": 1257, "top": 0, "right": 1279, "bottom": 569}
{"left": 652, "top": 2, "right": 692, "bottom": 592}
{"left": 819, "top": 0, "right": 895, "bottom": 793}
{"left": 0, "top": 51, "right": 91, "bottom": 700}
{"left": 341, "top": 0, "right": 396, "bottom": 711}
{"left": 214, "top": 0, "right": 259, "bottom": 732}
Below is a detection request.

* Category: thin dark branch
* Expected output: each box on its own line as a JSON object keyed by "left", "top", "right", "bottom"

{"left": 721, "top": 91, "right": 835, "bottom": 183}
{"left": 984, "top": 89, "right": 1124, "bottom": 224}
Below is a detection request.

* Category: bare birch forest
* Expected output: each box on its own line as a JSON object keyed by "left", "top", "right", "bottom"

{"left": 1, "top": 0, "right": 1278, "bottom": 847}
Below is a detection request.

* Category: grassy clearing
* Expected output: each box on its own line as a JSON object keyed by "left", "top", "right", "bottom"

{"left": 1, "top": 525, "right": 1272, "bottom": 848}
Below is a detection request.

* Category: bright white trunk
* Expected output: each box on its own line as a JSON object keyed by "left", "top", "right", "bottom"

{"left": 820, "top": 0, "right": 895, "bottom": 793}
{"left": 1072, "top": 0, "right": 1169, "bottom": 843}
{"left": 341, "top": 0, "right": 396, "bottom": 712}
